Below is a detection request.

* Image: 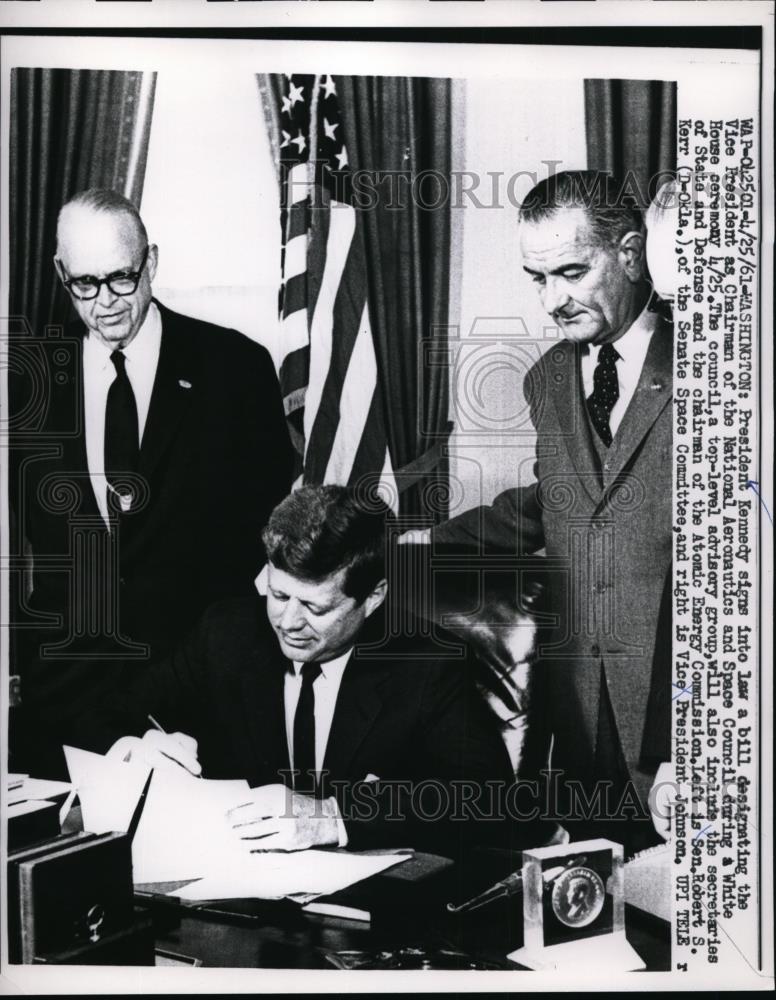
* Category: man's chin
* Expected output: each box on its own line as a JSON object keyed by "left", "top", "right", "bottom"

{"left": 558, "top": 317, "right": 599, "bottom": 343}
{"left": 277, "top": 636, "right": 317, "bottom": 660}
{"left": 92, "top": 317, "right": 134, "bottom": 346}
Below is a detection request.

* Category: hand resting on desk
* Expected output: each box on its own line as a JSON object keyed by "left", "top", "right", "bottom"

{"left": 107, "top": 730, "right": 202, "bottom": 777}
{"left": 227, "top": 783, "right": 342, "bottom": 851}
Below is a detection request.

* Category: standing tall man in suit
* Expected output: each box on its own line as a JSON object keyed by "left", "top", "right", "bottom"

{"left": 415, "top": 172, "right": 672, "bottom": 851}
{"left": 10, "top": 188, "right": 293, "bottom": 775}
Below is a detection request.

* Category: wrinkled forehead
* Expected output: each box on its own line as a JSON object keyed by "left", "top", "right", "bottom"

{"left": 56, "top": 206, "right": 144, "bottom": 274}
{"left": 519, "top": 207, "right": 603, "bottom": 269}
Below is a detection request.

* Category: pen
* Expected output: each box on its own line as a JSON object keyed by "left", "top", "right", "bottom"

{"left": 147, "top": 714, "right": 202, "bottom": 778}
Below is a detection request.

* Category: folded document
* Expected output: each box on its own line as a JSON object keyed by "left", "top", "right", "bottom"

{"left": 63, "top": 746, "right": 409, "bottom": 897}
{"left": 64, "top": 746, "right": 250, "bottom": 884}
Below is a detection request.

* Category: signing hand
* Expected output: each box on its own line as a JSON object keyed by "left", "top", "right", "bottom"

{"left": 107, "top": 730, "right": 202, "bottom": 777}
{"left": 227, "top": 783, "right": 340, "bottom": 851}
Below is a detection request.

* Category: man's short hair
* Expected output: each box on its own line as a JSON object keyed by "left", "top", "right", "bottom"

{"left": 519, "top": 170, "right": 643, "bottom": 250}
{"left": 262, "top": 485, "right": 395, "bottom": 602}
{"left": 58, "top": 188, "right": 148, "bottom": 245}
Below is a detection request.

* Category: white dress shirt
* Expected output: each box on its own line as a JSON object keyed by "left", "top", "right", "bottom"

{"left": 580, "top": 304, "right": 657, "bottom": 439}
{"left": 284, "top": 651, "right": 351, "bottom": 846}
{"left": 283, "top": 651, "right": 351, "bottom": 776}
{"left": 83, "top": 302, "right": 162, "bottom": 525}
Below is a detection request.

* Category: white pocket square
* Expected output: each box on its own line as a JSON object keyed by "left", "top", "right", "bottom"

{"left": 363, "top": 773, "right": 381, "bottom": 783}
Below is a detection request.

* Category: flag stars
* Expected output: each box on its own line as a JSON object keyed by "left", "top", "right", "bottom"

{"left": 281, "top": 94, "right": 293, "bottom": 116}
{"left": 288, "top": 81, "right": 305, "bottom": 107}
{"left": 280, "top": 129, "right": 291, "bottom": 149}
{"left": 291, "top": 130, "right": 307, "bottom": 154}
{"left": 323, "top": 117, "right": 339, "bottom": 142}
{"left": 322, "top": 75, "right": 337, "bottom": 98}
{"left": 335, "top": 145, "right": 348, "bottom": 170}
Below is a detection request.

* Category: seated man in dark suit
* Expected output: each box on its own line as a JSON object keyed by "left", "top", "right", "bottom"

{"left": 96, "top": 485, "right": 530, "bottom": 856}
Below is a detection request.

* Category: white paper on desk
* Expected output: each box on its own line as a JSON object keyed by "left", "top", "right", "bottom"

{"left": 171, "top": 850, "right": 409, "bottom": 902}
{"left": 8, "top": 799, "right": 57, "bottom": 819}
{"left": 63, "top": 745, "right": 251, "bottom": 883}
{"left": 7, "top": 776, "right": 73, "bottom": 806}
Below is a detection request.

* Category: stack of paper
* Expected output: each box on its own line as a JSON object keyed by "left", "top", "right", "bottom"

{"left": 63, "top": 746, "right": 410, "bottom": 899}
{"left": 170, "top": 851, "right": 408, "bottom": 902}
{"left": 64, "top": 746, "right": 251, "bottom": 884}
{"left": 7, "top": 775, "right": 73, "bottom": 807}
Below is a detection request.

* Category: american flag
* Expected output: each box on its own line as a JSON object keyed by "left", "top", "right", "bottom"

{"left": 277, "top": 73, "right": 396, "bottom": 507}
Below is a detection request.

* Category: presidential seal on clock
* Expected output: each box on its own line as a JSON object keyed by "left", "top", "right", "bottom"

{"left": 508, "top": 838, "right": 645, "bottom": 971}
{"left": 550, "top": 864, "right": 606, "bottom": 928}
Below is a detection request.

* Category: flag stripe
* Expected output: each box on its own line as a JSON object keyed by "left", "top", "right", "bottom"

{"left": 281, "top": 273, "right": 309, "bottom": 322}
{"left": 351, "top": 397, "right": 396, "bottom": 489}
{"left": 279, "top": 310, "right": 310, "bottom": 361}
{"left": 302, "top": 202, "right": 356, "bottom": 456}
{"left": 285, "top": 199, "right": 309, "bottom": 242}
{"left": 304, "top": 230, "right": 367, "bottom": 479}
{"left": 286, "top": 161, "right": 309, "bottom": 204}
{"left": 324, "top": 302, "right": 378, "bottom": 484}
{"left": 283, "top": 232, "right": 308, "bottom": 282}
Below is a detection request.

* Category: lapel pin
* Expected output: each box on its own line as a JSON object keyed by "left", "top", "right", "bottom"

{"left": 178, "top": 379, "right": 192, "bottom": 389}
{"left": 651, "top": 381, "right": 663, "bottom": 390}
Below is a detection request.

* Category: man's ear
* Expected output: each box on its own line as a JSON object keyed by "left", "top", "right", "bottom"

{"left": 147, "top": 243, "right": 159, "bottom": 284}
{"left": 363, "top": 578, "right": 388, "bottom": 618}
{"left": 618, "top": 230, "right": 645, "bottom": 283}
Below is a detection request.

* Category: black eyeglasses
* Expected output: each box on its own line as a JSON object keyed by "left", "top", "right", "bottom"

{"left": 57, "top": 246, "right": 149, "bottom": 301}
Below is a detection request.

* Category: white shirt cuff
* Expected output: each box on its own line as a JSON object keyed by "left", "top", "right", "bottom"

{"left": 327, "top": 795, "right": 349, "bottom": 848}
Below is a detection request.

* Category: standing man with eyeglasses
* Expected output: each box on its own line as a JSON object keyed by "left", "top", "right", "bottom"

{"left": 10, "top": 189, "right": 293, "bottom": 777}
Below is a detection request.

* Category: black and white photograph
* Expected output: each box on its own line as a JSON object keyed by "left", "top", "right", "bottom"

{"left": 0, "top": 1, "right": 772, "bottom": 993}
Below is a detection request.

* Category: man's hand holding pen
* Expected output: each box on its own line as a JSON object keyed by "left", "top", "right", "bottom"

{"left": 107, "top": 729, "right": 202, "bottom": 777}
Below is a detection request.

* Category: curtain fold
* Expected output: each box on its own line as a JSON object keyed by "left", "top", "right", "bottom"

{"left": 9, "top": 68, "right": 157, "bottom": 337}
{"left": 336, "top": 77, "right": 451, "bottom": 517}
{"left": 584, "top": 79, "right": 677, "bottom": 206}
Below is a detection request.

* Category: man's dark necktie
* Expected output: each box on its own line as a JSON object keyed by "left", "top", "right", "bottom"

{"left": 586, "top": 342, "right": 620, "bottom": 447}
{"left": 293, "top": 662, "right": 322, "bottom": 794}
{"left": 104, "top": 350, "right": 139, "bottom": 513}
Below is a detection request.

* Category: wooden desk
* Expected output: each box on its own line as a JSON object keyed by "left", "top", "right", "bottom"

{"left": 134, "top": 851, "right": 670, "bottom": 971}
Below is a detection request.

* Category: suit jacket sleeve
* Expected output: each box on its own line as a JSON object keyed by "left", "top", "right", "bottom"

{"left": 431, "top": 366, "right": 545, "bottom": 554}
{"left": 237, "top": 337, "right": 294, "bottom": 554}
{"left": 334, "top": 659, "right": 518, "bottom": 854}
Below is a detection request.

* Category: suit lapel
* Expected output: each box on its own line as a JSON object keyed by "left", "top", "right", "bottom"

{"left": 323, "top": 655, "right": 389, "bottom": 779}
{"left": 602, "top": 319, "right": 673, "bottom": 491}
{"left": 550, "top": 341, "right": 603, "bottom": 507}
{"left": 239, "top": 641, "right": 291, "bottom": 786}
{"left": 54, "top": 336, "right": 103, "bottom": 521}
{"left": 138, "top": 302, "right": 196, "bottom": 480}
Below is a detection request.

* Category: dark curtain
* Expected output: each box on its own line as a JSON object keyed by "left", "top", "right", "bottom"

{"left": 336, "top": 77, "right": 452, "bottom": 518}
{"left": 584, "top": 79, "right": 676, "bottom": 206}
{"left": 9, "top": 68, "right": 157, "bottom": 337}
